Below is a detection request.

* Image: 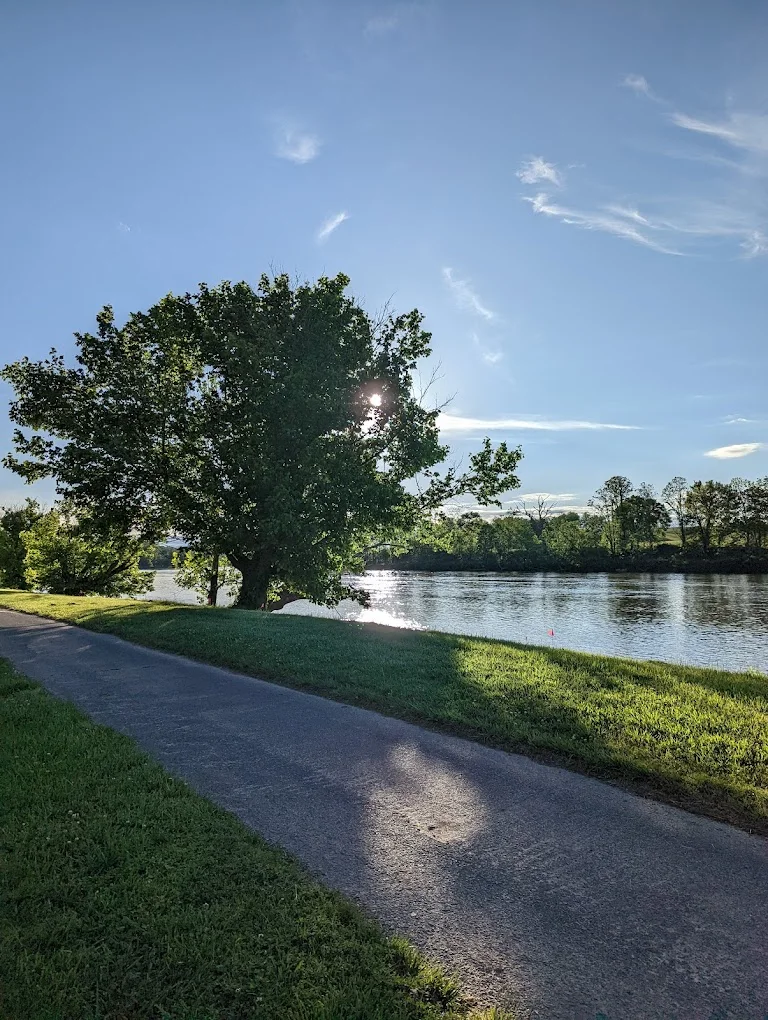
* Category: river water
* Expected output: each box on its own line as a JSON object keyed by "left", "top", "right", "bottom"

{"left": 145, "top": 569, "right": 768, "bottom": 673}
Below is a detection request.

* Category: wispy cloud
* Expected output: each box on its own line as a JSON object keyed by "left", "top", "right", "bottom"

{"left": 516, "top": 491, "right": 576, "bottom": 501}
{"left": 437, "top": 413, "right": 640, "bottom": 433}
{"left": 275, "top": 125, "right": 321, "bottom": 164}
{"left": 316, "top": 210, "right": 349, "bottom": 242}
{"left": 471, "top": 332, "right": 503, "bottom": 365}
{"left": 705, "top": 442, "right": 764, "bottom": 459}
{"left": 519, "top": 81, "right": 768, "bottom": 259}
{"left": 621, "top": 74, "right": 659, "bottom": 101}
{"left": 442, "top": 268, "right": 495, "bottom": 321}
{"left": 664, "top": 108, "right": 768, "bottom": 257}
{"left": 516, "top": 156, "right": 563, "bottom": 188}
{"left": 670, "top": 111, "right": 768, "bottom": 154}
{"left": 603, "top": 204, "right": 650, "bottom": 225}
{"left": 364, "top": 4, "right": 426, "bottom": 37}
{"left": 117, "top": 221, "right": 131, "bottom": 233}
{"left": 740, "top": 231, "right": 768, "bottom": 257}
{"left": 523, "top": 185, "right": 767, "bottom": 259}
{"left": 723, "top": 413, "right": 768, "bottom": 426}
{"left": 364, "top": 13, "right": 400, "bottom": 35}
{"left": 514, "top": 493, "right": 593, "bottom": 516}
{"left": 441, "top": 498, "right": 591, "bottom": 519}
{"left": 523, "top": 193, "right": 683, "bottom": 255}
{"left": 482, "top": 350, "right": 504, "bottom": 365}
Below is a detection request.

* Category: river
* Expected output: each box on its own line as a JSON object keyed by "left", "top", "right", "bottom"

{"left": 144, "top": 569, "right": 768, "bottom": 673}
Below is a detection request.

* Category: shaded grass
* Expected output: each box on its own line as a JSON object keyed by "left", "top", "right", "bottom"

{"left": 0, "top": 659, "right": 507, "bottom": 1020}
{"left": 1, "top": 590, "right": 767, "bottom": 834}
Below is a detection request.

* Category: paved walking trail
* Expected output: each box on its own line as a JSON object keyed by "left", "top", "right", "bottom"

{"left": 1, "top": 608, "right": 766, "bottom": 1019}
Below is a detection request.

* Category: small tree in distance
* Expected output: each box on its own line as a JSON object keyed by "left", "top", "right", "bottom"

{"left": 172, "top": 549, "right": 241, "bottom": 606}
{"left": 685, "top": 480, "right": 728, "bottom": 553}
{"left": 589, "top": 475, "right": 633, "bottom": 554}
{"left": 661, "top": 476, "right": 690, "bottom": 547}
{"left": 514, "top": 494, "right": 556, "bottom": 538}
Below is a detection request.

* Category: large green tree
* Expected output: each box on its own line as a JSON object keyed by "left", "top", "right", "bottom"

{"left": 3, "top": 274, "right": 521, "bottom": 609}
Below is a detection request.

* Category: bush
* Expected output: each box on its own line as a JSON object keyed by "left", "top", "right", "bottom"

{"left": 0, "top": 499, "right": 43, "bottom": 588}
{"left": 22, "top": 505, "right": 153, "bottom": 596}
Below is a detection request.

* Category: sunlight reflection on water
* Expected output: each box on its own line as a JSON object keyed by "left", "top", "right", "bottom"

{"left": 279, "top": 599, "right": 424, "bottom": 630}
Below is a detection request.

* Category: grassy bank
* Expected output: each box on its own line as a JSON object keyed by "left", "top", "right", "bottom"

{"left": 1, "top": 591, "right": 767, "bottom": 834}
{"left": 0, "top": 659, "right": 504, "bottom": 1020}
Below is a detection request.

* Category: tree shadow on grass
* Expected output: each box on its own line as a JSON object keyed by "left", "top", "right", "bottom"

{"left": 2, "top": 594, "right": 766, "bottom": 833}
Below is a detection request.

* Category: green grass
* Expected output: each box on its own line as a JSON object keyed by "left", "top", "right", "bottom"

{"left": 1, "top": 591, "right": 767, "bottom": 835}
{"left": 0, "top": 658, "right": 507, "bottom": 1020}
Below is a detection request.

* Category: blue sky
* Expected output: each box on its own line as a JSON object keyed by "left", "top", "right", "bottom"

{"left": 1, "top": 0, "right": 767, "bottom": 514}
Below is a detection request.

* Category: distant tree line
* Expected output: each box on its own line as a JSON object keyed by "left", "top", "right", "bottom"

{"left": 366, "top": 475, "right": 768, "bottom": 573}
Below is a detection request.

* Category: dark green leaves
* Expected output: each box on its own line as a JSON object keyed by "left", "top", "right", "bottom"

{"left": 2, "top": 273, "right": 522, "bottom": 608}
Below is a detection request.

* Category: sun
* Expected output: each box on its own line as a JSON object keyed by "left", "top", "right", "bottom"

{"left": 369, "top": 393, "right": 382, "bottom": 407}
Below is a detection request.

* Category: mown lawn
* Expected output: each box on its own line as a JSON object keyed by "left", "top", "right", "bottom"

{"left": 0, "top": 659, "right": 505, "bottom": 1020}
{"left": 1, "top": 590, "right": 767, "bottom": 834}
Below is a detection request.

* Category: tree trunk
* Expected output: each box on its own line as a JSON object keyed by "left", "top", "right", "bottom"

{"left": 679, "top": 515, "right": 686, "bottom": 548}
{"left": 699, "top": 521, "right": 710, "bottom": 554}
{"left": 230, "top": 551, "right": 273, "bottom": 610}
{"left": 206, "top": 552, "right": 220, "bottom": 607}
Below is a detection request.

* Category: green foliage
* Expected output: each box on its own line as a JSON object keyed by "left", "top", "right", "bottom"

{"left": 139, "top": 543, "right": 177, "bottom": 569}
{"left": 693, "top": 475, "right": 768, "bottom": 550}
{"left": 686, "top": 480, "right": 729, "bottom": 553}
{"left": 2, "top": 274, "right": 521, "bottom": 610}
{"left": 661, "top": 476, "right": 691, "bottom": 546}
{"left": 369, "top": 473, "right": 768, "bottom": 572}
{"left": 481, "top": 514, "right": 540, "bottom": 556}
{"left": 426, "top": 513, "right": 542, "bottom": 563}
{"left": 616, "top": 492, "right": 671, "bottom": 550}
{"left": 542, "top": 513, "right": 597, "bottom": 562}
{"left": 21, "top": 505, "right": 153, "bottom": 597}
{"left": 0, "top": 499, "right": 42, "bottom": 588}
{"left": 589, "top": 475, "right": 633, "bottom": 554}
{"left": 173, "top": 549, "right": 241, "bottom": 605}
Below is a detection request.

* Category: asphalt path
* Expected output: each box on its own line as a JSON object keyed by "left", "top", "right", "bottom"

{"left": 1, "top": 608, "right": 766, "bottom": 1019}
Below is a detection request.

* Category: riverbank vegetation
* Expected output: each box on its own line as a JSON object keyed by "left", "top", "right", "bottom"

{"left": 0, "top": 658, "right": 505, "bottom": 1020}
{"left": 1, "top": 591, "right": 765, "bottom": 834}
{"left": 367, "top": 475, "right": 768, "bottom": 574}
